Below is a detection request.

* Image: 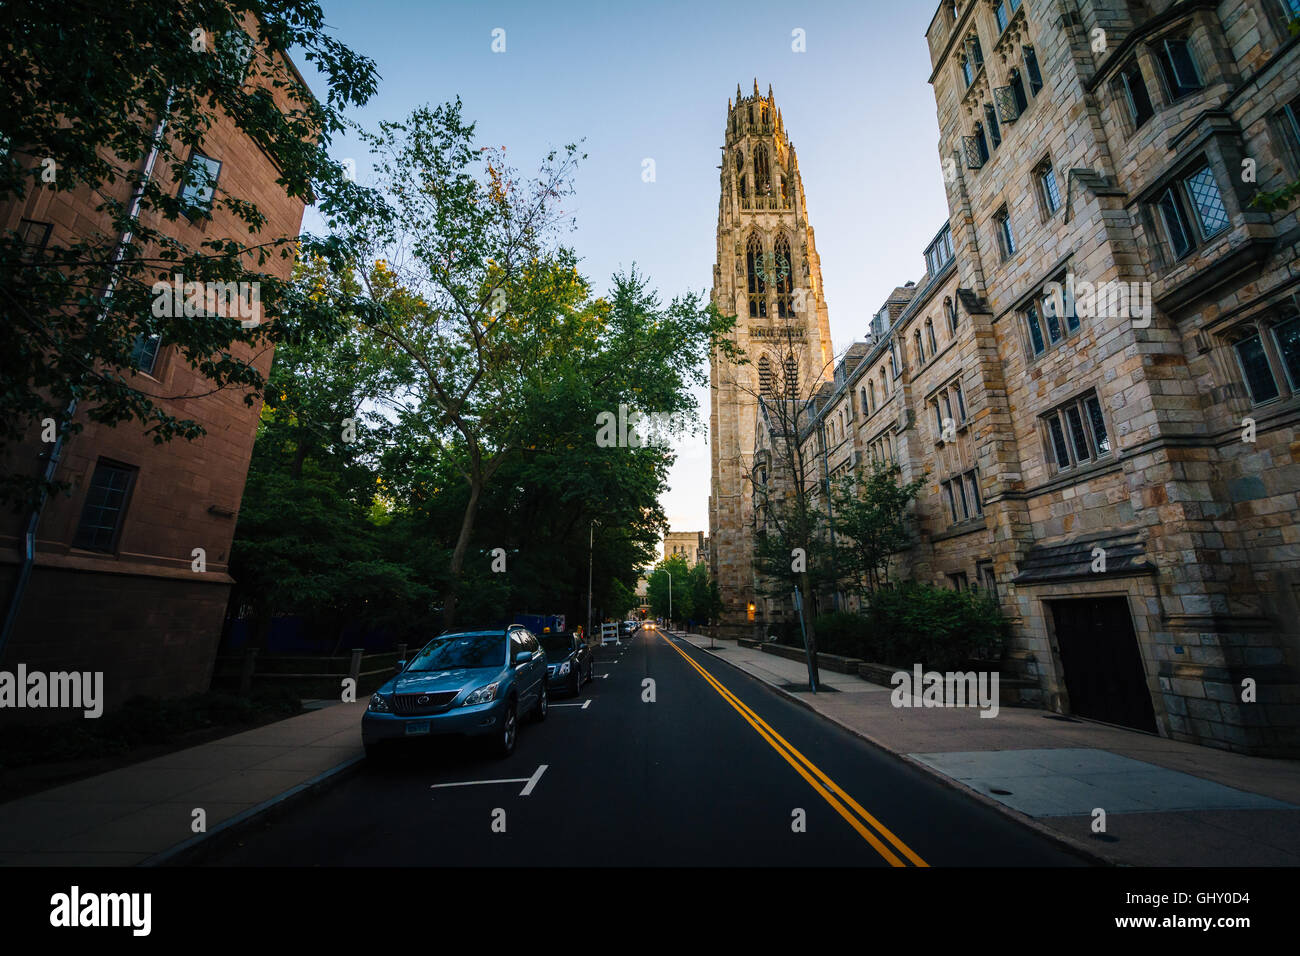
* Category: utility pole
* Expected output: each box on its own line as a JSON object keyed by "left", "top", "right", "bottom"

{"left": 666, "top": 570, "right": 672, "bottom": 630}
{"left": 587, "top": 519, "right": 596, "bottom": 644}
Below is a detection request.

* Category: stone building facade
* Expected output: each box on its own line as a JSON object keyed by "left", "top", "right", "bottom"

{"left": 0, "top": 32, "right": 312, "bottom": 717}
{"left": 664, "top": 530, "right": 708, "bottom": 567}
{"left": 721, "top": 0, "right": 1300, "bottom": 755}
{"left": 709, "top": 82, "right": 836, "bottom": 639}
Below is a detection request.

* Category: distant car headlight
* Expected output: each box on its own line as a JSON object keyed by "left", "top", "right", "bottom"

{"left": 463, "top": 681, "right": 500, "bottom": 706}
{"left": 368, "top": 692, "right": 390, "bottom": 713}
{"left": 557, "top": 661, "right": 571, "bottom": 676}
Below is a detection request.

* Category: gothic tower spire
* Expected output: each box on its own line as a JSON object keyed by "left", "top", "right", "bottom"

{"left": 708, "top": 82, "right": 834, "bottom": 637}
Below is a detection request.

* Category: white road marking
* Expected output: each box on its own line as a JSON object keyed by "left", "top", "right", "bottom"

{"left": 582, "top": 699, "right": 591, "bottom": 709}
{"left": 430, "top": 776, "right": 531, "bottom": 790}
{"left": 552, "top": 701, "right": 586, "bottom": 707}
{"left": 601, "top": 673, "right": 609, "bottom": 678}
{"left": 428, "top": 763, "right": 548, "bottom": 797}
{"left": 519, "top": 764, "right": 548, "bottom": 796}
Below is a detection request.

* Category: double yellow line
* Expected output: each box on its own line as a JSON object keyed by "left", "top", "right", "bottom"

{"left": 658, "top": 633, "right": 928, "bottom": 867}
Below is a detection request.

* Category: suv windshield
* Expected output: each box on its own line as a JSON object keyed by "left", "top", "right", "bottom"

{"left": 539, "top": 633, "right": 573, "bottom": 657}
{"left": 408, "top": 632, "right": 505, "bottom": 671}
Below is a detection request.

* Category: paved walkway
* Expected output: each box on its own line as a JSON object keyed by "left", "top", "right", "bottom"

{"left": 669, "top": 629, "right": 1300, "bottom": 866}
{"left": 0, "top": 701, "right": 365, "bottom": 866}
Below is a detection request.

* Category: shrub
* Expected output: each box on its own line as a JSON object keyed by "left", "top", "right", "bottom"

{"left": 811, "top": 611, "right": 870, "bottom": 657}
{"left": 862, "top": 582, "right": 1008, "bottom": 670}
{"left": 0, "top": 689, "right": 302, "bottom": 771}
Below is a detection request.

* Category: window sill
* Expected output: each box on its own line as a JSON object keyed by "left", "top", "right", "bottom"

{"left": 932, "top": 518, "right": 988, "bottom": 543}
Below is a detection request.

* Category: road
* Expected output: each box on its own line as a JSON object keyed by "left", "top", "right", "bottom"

{"left": 204, "top": 627, "right": 1087, "bottom": 866}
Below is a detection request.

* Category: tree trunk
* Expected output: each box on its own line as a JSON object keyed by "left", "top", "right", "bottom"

{"left": 443, "top": 473, "right": 483, "bottom": 630}
{"left": 801, "top": 569, "right": 821, "bottom": 688}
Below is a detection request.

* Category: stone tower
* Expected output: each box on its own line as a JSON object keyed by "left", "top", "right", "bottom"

{"left": 709, "top": 80, "right": 834, "bottom": 638}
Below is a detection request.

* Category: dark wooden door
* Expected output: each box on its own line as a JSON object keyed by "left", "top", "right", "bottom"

{"left": 1050, "top": 597, "right": 1157, "bottom": 733}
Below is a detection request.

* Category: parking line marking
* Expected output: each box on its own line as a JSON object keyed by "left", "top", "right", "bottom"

{"left": 552, "top": 701, "right": 587, "bottom": 707}
{"left": 430, "top": 776, "right": 531, "bottom": 790}
{"left": 582, "top": 699, "right": 591, "bottom": 709}
{"left": 520, "top": 764, "right": 548, "bottom": 796}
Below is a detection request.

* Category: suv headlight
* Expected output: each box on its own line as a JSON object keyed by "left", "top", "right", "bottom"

{"left": 368, "top": 692, "right": 390, "bottom": 713}
{"left": 463, "top": 681, "right": 500, "bottom": 706}
{"left": 557, "top": 661, "right": 571, "bottom": 676}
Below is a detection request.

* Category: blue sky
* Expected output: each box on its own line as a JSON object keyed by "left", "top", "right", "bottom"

{"left": 303, "top": 0, "right": 950, "bottom": 539}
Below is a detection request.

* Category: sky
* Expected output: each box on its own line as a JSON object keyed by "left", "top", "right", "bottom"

{"left": 301, "top": 0, "right": 950, "bottom": 543}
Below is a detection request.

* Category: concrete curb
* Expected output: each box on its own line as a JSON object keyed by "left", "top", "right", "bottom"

{"left": 139, "top": 753, "right": 367, "bottom": 867}
{"left": 669, "top": 630, "right": 1120, "bottom": 868}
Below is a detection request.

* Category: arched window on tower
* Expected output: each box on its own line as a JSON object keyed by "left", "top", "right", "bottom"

{"left": 926, "top": 318, "right": 938, "bottom": 355}
{"left": 870, "top": 379, "right": 878, "bottom": 412}
{"left": 746, "top": 233, "right": 767, "bottom": 318}
{"left": 774, "top": 235, "right": 794, "bottom": 318}
{"left": 945, "top": 296, "right": 958, "bottom": 335}
{"left": 753, "top": 143, "right": 771, "bottom": 196}
{"left": 758, "top": 354, "right": 773, "bottom": 397}
{"left": 783, "top": 355, "right": 798, "bottom": 397}
{"left": 913, "top": 330, "right": 925, "bottom": 367}
{"left": 735, "top": 151, "right": 747, "bottom": 199}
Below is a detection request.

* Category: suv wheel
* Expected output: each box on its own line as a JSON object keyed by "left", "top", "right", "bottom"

{"left": 534, "top": 681, "right": 548, "bottom": 722}
{"left": 497, "top": 699, "right": 517, "bottom": 757}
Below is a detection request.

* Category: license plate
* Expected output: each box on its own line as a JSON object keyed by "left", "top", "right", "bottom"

{"left": 405, "top": 721, "right": 430, "bottom": 736}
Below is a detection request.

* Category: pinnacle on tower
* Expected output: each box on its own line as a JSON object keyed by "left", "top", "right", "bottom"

{"left": 753, "top": 77, "right": 759, "bottom": 96}
{"left": 767, "top": 83, "right": 773, "bottom": 100}
{"left": 736, "top": 82, "right": 742, "bottom": 101}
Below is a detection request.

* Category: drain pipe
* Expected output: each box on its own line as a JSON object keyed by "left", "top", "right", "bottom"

{"left": 0, "top": 92, "right": 174, "bottom": 658}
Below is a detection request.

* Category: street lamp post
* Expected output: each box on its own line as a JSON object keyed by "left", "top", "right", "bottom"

{"left": 666, "top": 570, "right": 672, "bottom": 631}
{"left": 587, "top": 520, "right": 596, "bottom": 644}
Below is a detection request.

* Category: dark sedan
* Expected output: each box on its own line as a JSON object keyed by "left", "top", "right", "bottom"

{"left": 538, "top": 629, "right": 592, "bottom": 696}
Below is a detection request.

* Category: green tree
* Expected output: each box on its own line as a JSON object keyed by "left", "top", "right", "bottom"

{"left": 744, "top": 324, "right": 842, "bottom": 683}
{"left": 831, "top": 461, "right": 925, "bottom": 594}
{"left": 0, "top": 0, "right": 381, "bottom": 506}
{"left": 647, "top": 554, "right": 693, "bottom": 623}
{"left": 688, "top": 561, "right": 722, "bottom": 626}
{"left": 332, "top": 101, "right": 732, "bottom": 626}
{"left": 229, "top": 300, "right": 433, "bottom": 651}
{"left": 607, "top": 579, "right": 637, "bottom": 621}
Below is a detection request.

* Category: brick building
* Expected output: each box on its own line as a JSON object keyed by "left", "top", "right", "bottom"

{"left": 0, "top": 31, "right": 313, "bottom": 716}
{"left": 725, "top": 0, "right": 1300, "bottom": 755}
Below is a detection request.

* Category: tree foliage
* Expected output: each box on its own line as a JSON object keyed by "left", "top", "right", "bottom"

{"left": 831, "top": 461, "right": 925, "bottom": 593}
{"left": 323, "top": 101, "right": 732, "bottom": 626}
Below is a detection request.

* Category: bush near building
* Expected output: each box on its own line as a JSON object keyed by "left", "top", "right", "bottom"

{"left": 813, "top": 584, "right": 1008, "bottom": 671}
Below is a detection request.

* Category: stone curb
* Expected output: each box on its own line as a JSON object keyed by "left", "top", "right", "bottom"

{"left": 139, "top": 753, "right": 367, "bottom": 867}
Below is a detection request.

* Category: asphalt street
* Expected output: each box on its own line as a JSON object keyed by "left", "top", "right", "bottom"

{"left": 203, "top": 627, "right": 1088, "bottom": 866}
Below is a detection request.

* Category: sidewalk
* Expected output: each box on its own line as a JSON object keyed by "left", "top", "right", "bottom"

{"left": 0, "top": 701, "right": 365, "bottom": 866}
{"left": 669, "top": 629, "right": 1300, "bottom": 866}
